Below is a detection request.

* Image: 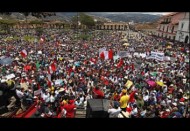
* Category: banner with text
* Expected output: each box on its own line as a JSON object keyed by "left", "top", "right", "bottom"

{"left": 146, "top": 51, "right": 164, "bottom": 61}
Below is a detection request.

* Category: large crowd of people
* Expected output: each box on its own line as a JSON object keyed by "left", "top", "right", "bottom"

{"left": 0, "top": 28, "right": 189, "bottom": 118}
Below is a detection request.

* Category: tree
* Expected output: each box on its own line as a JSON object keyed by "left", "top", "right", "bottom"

{"left": 79, "top": 13, "right": 95, "bottom": 29}
{"left": 19, "top": 12, "right": 56, "bottom": 35}
{"left": 71, "top": 15, "right": 79, "bottom": 29}
{"left": 0, "top": 19, "right": 17, "bottom": 34}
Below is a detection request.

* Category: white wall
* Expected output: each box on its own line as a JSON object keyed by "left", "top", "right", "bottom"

{"left": 175, "top": 19, "right": 189, "bottom": 43}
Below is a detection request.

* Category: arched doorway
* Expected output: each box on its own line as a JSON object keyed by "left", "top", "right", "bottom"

{"left": 184, "top": 35, "right": 189, "bottom": 43}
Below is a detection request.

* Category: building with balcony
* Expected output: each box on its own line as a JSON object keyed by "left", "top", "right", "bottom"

{"left": 156, "top": 12, "right": 186, "bottom": 41}
{"left": 175, "top": 12, "right": 189, "bottom": 44}
{"left": 96, "top": 22, "right": 129, "bottom": 30}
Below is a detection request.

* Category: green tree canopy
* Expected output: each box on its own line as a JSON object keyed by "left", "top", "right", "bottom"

{"left": 79, "top": 13, "right": 95, "bottom": 29}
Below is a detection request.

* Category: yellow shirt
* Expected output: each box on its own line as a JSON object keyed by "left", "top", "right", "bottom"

{"left": 62, "top": 100, "right": 68, "bottom": 105}
{"left": 119, "top": 95, "right": 129, "bottom": 108}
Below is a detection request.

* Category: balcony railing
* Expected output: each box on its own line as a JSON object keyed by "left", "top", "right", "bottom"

{"left": 160, "top": 21, "right": 171, "bottom": 24}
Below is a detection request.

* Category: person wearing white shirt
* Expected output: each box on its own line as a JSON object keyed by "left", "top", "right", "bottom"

{"left": 75, "top": 94, "right": 84, "bottom": 107}
{"left": 16, "top": 89, "right": 24, "bottom": 99}
{"left": 108, "top": 101, "right": 122, "bottom": 118}
{"left": 143, "top": 92, "right": 149, "bottom": 102}
{"left": 131, "top": 104, "right": 138, "bottom": 118}
{"left": 42, "top": 92, "right": 50, "bottom": 103}
{"left": 50, "top": 94, "right": 55, "bottom": 103}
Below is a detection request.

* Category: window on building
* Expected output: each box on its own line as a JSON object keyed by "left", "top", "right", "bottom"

{"left": 166, "top": 26, "right": 169, "bottom": 32}
{"left": 181, "top": 23, "right": 184, "bottom": 30}
{"left": 171, "top": 26, "right": 174, "bottom": 33}
{"left": 173, "top": 36, "right": 175, "bottom": 40}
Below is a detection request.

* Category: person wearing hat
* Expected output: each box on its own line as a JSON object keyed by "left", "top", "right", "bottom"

{"left": 119, "top": 89, "right": 130, "bottom": 112}
{"left": 108, "top": 101, "right": 121, "bottom": 118}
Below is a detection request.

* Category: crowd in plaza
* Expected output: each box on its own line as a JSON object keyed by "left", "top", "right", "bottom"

{"left": 0, "top": 28, "right": 189, "bottom": 118}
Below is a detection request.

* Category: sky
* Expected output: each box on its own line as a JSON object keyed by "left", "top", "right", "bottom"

{"left": 143, "top": 12, "right": 172, "bottom": 15}
{"left": 90, "top": 12, "right": 173, "bottom": 15}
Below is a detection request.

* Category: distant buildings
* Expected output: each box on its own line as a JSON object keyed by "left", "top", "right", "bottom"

{"left": 96, "top": 22, "right": 129, "bottom": 30}
{"left": 156, "top": 12, "right": 189, "bottom": 44}
{"left": 175, "top": 12, "right": 189, "bottom": 43}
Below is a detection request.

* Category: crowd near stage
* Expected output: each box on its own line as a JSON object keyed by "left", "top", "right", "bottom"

{"left": 0, "top": 29, "right": 189, "bottom": 118}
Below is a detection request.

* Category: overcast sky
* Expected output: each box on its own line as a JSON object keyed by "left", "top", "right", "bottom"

{"left": 143, "top": 12, "right": 172, "bottom": 15}
{"left": 90, "top": 12, "right": 173, "bottom": 15}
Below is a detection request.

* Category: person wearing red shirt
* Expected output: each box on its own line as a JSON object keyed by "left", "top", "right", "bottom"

{"left": 62, "top": 99, "right": 76, "bottom": 118}
{"left": 93, "top": 87, "right": 104, "bottom": 99}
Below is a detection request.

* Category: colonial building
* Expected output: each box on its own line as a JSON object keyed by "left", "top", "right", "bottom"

{"left": 156, "top": 12, "right": 186, "bottom": 41}
{"left": 96, "top": 22, "right": 129, "bottom": 30}
{"left": 175, "top": 12, "right": 189, "bottom": 44}
{"left": 9, "top": 21, "right": 66, "bottom": 30}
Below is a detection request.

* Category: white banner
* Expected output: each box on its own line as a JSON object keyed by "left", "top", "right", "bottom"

{"left": 146, "top": 51, "right": 164, "bottom": 61}
{"left": 117, "top": 51, "right": 130, "bottom": 58}
{"left": 34, "top": 88, "right": 42, "bottom": 96}
{"left": 113, "top": 55, "right": 120, "bottom": 62}
{"left": 6, "top": 74, "right": 15, "bottom": 80}
{"left": 38, "top": 51, "right": 42, "bottom": 54}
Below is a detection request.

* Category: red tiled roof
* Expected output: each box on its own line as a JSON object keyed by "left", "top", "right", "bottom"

{"left": 158, "top": 12, "right": 185, "bottom": 25}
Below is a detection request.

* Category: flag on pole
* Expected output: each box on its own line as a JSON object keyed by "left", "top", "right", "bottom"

{"left": 108, "top": 49, "right": 113, "bottom": 60}
{"left": 117, "top": 59, "right": 123, "bottom": 68}
{"left": 90, "top": 58, "right": 97, "bottom": 64}
{"left": 48, "top": 62, "right": 56, "bottom": 74}
{"left": 47, "top": 74, "right": 52, "bottom": 87}
{"left": 20, "top": 49, "right": 27, "bottom": 58}
{"left": 100, "top": 52, "right": 105, "bottom": 59}
{"left": 99, "top": 50, "right": 113, "bottom": 60}
{"left": 40, "top": 37, "right": 45, "bottom": 43}
{"left": 24, "top": 65, "right": 31, "bottom": 71}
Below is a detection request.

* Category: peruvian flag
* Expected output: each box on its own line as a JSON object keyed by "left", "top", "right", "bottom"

{"left": 83, "top": 43, "right": 88, "bottom": 48}
{"left": 48, "top": 62, "right": 56, "bottom": 74}
{"left": 20, "top": 49, "right": 27, "bottom": 58}
{"left": 99, "top": 49, "right": 113, "bottom": 60}
{"left": 100, "top": 52, "right": 105, "bottom": 59}
{"left": 108, "top": 49, "right": 113, "bottom": 60}
{"left": 129, "top": 91, "right": 137, "bottom": 103}
{"left": 24, "top": 65, "right": 31, "bottom": 71}
{"left": 117, "top": 59, "right": 123, "bottom": 68}
{"left": 131, "top": 63, "right": 135, "bottom": 71}
{"left": 56, "top": 41, "right": 60, "bottom": 47}
{"left": 90, "top": 58, "right": 97, "bottom": 64}
{"left": 47, "top": 74, "right": 52, "bottom": 87}
{"left": 40, "top": 37, "right": 45, "bottom": 43}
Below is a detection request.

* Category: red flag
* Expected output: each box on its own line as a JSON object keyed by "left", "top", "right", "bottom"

{"left": 40, "top": 37, "right": 45, "bottom": 43}
{"left": 108, "top": 49, "right": 113, "bottom": 60}
{"left": 24, "top": 65, "right": 31, "bottom": 71}
{"left": 100, "top": 52, "right": 105, "bottom": 59}
{"left": 90, "top": 58, "right": 97, "bottom": 64}
{"left": 50, "top": 62, "right": 56, "bottom": 72}
{"left": 47, "top": 80, "right": 51, "bottom": 87}
{"left": 48, "top": 62, "right": 56, "bottom": 74}
{"left": 104, "top": 79, "right": 109, "bottom": 85}
{"left": 129, "top": 91, "right": 137, "bottom": 102}
{"left": 47, "top": 74, "right": 52, "bottom": 87}
{"left": 83, "top": 43, "right": 88, "bottom": 48}
{"left": 131, "top": 63, "right": 135, "bottom": 71}
{"left": 20, "top": 49, "right": 27, "bottom": 58}
{"left": 117, "top": 59, "right": 123, "bottom": 68}
{"left": 56, "top": 41, "right": 60, "bottom": 47}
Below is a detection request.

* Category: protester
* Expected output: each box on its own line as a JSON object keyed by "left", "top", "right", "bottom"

{"left": 0, "top": 28, "right": 189, "bottom": 118}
